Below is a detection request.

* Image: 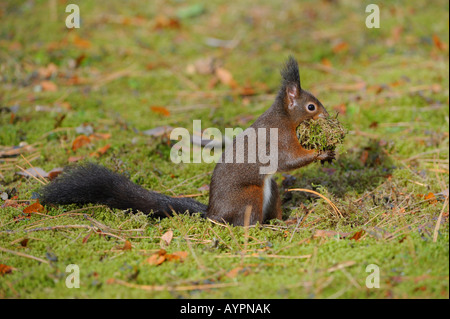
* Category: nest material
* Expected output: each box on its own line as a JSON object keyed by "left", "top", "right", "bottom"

{"left": 296, "top": 116, "right": 347, "bottom": 151}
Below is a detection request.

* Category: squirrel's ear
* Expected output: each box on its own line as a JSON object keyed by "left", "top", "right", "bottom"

{"left": 286, "top": 83, "right": 300, "bottom": 110}
{"left": 280, "top": 56, "right": 302, "bottom": 109}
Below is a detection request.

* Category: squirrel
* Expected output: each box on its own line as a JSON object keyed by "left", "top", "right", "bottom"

{"left": 39, "top": 56, "right": 335, "bottom": 226}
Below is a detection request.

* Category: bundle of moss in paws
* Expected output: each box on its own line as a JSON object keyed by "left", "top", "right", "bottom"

{"left": 296, "top": 115, "right": 347, "bottom": 151}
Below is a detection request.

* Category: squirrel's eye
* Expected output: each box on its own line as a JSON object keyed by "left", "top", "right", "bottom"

{"left": 307, "top": 104, "right": 316, "bottom": 112}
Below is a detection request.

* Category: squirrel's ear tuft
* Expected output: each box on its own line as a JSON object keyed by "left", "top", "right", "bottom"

{"left": 280, "top": 56, "right": 301, "bottom": 92}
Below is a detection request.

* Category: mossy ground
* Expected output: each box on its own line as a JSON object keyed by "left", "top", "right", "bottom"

{"left": 0, "top": 0, "right": 448, "bottom": 299}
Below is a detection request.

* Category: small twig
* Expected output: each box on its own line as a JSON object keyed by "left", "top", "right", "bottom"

{"left": 15, "top": 164, "right": 46, "bottom": 185}
{"left": 1, "top": 225, "right": 127, "bottom": 242}
{"left": 215, "top": 254, "right": 311, "bottom": 259}
{"left": 287, "top": 188, "right": 343, "bottom": 218}
{"left": 0, "top": 246, "right": 49, "bottom": 265}
{"left": 289, "top": 208, "right": 315, "bottom": 243}
{"left": 433, "top": 196, "right": 449, "bottom": 242}
{"left": 110, "top": 279, "right": 238, "bottom": 292}
{"left": 20, "top": 154, "right": 48, "bottom": 184}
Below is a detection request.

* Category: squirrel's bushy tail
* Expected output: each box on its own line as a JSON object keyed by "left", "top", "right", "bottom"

{"left": 39, "top": 163, "right": 207, "bottom": 218}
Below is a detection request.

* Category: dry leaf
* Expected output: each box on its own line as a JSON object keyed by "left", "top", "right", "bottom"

{"left": 90, "top": 144, "right": 111, "bottom": 158}
{"left": 38, "top": 63, "right": 58, "bottom": 78}
{"left": 145, "top": 249, "right": 167, "bottom": 265}
{"left": 432, "top": 34, "right": 447, "bottom": 51}
{"left": 82, "top": 231, "right": 93, "bottom": 244}
{"left": 150, "top": 106, "right": 171, "bottom": 117}
{"left": 170, "top": 251, "right": 188, "bottom": 261}
{"left": 20, "top": 238, "right": 29, "bottom": 247}
{"left": 349, "top": 230, "right": 365, "bottom": 241}
{"left": 321, "top": 58, "right": 332, "bottom": 67}
{"left": 153, "top": 15, "right": 181, "bottom": 30}
{"left": 225, "top": 267, "right": 243, "bottom": 279}
{"left": 23, "top": 201, "right": 44, "bottom": 214}
{"left": 73, "top": 34, "right": 91, "bottom": 49}
{"left": 238, "top": 85, "right": 256, "bottom": 97}
{"left": 47, "top": 168, "right": 64, "bottom": 180}
{"left": 165, "top": 251, "right": 188, "bottom": 262}
{"left": 360, "top": 150, "right": 369, "bottom": 166}
{"left": 40, "top": 80, "right": 58, "bottom": 92}
{"left": 215, "top": 67, "right": 238, "bottom": 89}
{"left": 71, "top": 135, "right": 91, "bottom": 151}
{"left": 187, "top": 57, "right": 217, "bottom": 75}
{"left": 68, "top": 155, "right": 86, "bottom": 163}
{"left": 0, "top": 264, "right": 13, "bottom": 276}
{"left": 0, "top": 143, "right": 35, "bottom": 158}
{"left": 160, "top": 230, "right": 173, "bottom": 248}
{"left": 165, "top": 254, "right": 181, "bottom": 262}
{"left": 332, "top": 42, "right": 349, "bottom": 54}
{"left": 333, "top": 103, "right": 347, "bottom": 115}
{"left": 425, "top": 192, "right": 437, "bottom": 204}
{"left": 121, "top": 240, "right": 132, "bottom": 251}
{"left": 144, "top": 249, "right": 187, "bottom": 265}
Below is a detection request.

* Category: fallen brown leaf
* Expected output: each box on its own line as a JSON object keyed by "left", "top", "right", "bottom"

{"left": 68, "top": 155, "right": 86, "bottom": 163}
{"left": 169, "top": 251, "right": 188, "bottom": 261}
{"left": 349, "top": 230, "right": 365, "bottom": 241}
{"left": 121, "top": 240, "right": 132, "bottom": 251}
{"left": 144, "top": 249, "right": 187, "bottom": 265}
{"left": 20, "top": 238, "right": 29, "bottom": 247}
{"left": 90, "top": 144, "right": 111, "bottom": 158}
{"left": 333, "top": 103, "right": 347, "bottom": 115}
{"left": 0, "top": 264, "right": 13, "bottom": 276}
{"left": 145, "top": 249, "right": 167, "bottom": 266}
{"left": 332, "top": 41, "right": 349, "bottom": 54}
{"left": 150, "top": 106, "right": 171, "bottom": 117}
{"left": 47, "top": 168, "right": 63, "bottom": 180}
{"left": 72, "top": 34, "right": 91, "bottom": 49}
{"left": 153, "top": 15, "right": 181, "bottom": 30}
{"left": 215, "top": 67, "right": 238, "bottom": 89}
{"left": 432, "top": 34, "right": 447, "bottom": 51}
{"left": 23, "top": 201, "right": 44, "bottom": 215}
{"left": 71, "top": 135, "right": 91, "bottom": 152}
{"left": 425, "top": 192, "right": 437, "bottom": 204}
{"left": 360, "top": 150, "right": 369, "bottom": 166}
{"left": 40, "top": 80, "right": 58, "bottom": 92}
{"left": 38, "top": 63, "right": 58, "bottom": 78}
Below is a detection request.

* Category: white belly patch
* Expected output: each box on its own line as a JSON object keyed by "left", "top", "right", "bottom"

{"left": 262, "top": 175, "right": 273, "bottom": 220}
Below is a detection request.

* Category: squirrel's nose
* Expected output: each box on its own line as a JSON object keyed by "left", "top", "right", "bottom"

{"left": 314, "top": 111, "right": 328, "bottom": 120}
{"left": 319, "top": 108, "right": 330, "bottom": 118}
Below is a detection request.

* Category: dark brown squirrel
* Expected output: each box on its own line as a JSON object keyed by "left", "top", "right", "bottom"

{"left": 39, "top": 56, "right": 335, "bottom": 226}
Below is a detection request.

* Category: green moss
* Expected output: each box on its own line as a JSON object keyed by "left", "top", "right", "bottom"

{"left": 296, "top": 116, "right": 347, "bottom": 151}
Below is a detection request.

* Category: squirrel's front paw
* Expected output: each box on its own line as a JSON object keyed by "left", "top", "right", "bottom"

{"left": 317, "top": 149, "right": 335, "bottom": 164}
